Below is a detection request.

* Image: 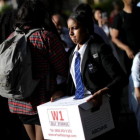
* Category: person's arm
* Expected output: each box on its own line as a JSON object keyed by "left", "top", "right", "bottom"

{"left": 87, "top": 44, "right": 128, "bottom": 106}
{"left": 135, "top": 87, "right": 140, "bottom": 105}
{"left": 131, "top": 53, "right": 140, "bottom": 105}
{"left": 45, "top": 32, "right": 69, "bottom": 101}
{"left": 110, "top": 28, "right": 134, "bottom": 59}
{"left": 48, "top": 33, "right": 69, "bottom": 77}
{"left": 100, "top": 44, "right": 128, "bottom": 90}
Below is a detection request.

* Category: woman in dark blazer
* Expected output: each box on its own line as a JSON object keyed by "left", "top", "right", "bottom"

{"left": 67, "top": 3, "right": 128, "bottom": 140}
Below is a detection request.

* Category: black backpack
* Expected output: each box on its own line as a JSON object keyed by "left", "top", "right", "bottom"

{"left": 0, "top": 28, "right": 42, "bottom": 100}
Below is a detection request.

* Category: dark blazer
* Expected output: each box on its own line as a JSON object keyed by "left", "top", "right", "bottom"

{"left": 66, "top": 37, "right": 128, "bottom": 99}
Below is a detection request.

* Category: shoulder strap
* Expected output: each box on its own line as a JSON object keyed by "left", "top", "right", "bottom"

{"left": 15, "top": 27, "right": 42, "bottom": 37}
{"left": 15, "top": 27, "right": 51, "bottom": 92}
{"left": 28, "top": 28, "right": 51, "bottom": 92}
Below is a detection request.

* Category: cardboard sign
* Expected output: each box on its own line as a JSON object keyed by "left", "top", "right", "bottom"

{"left": 37, "top": 94, "right": 114, "bottom": 140}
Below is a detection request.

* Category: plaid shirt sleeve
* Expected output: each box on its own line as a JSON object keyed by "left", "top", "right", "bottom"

{"left": 42, "top": 31, "right": 68, "bottom": 77}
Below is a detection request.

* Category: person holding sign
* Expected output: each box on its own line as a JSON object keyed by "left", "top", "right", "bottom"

{"left": 66, "top": 3, "right": 128, "bottom": 140}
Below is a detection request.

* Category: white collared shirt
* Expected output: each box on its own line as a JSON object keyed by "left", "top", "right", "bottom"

{"left": 70, "top": 38, "right": 91, "bottom": 94}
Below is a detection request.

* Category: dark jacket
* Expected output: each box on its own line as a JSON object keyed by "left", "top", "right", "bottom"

{"left": 66, "top": 37, "right": 128, "bottom": 99}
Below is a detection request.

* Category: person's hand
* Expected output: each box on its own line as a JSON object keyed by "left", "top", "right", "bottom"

{"left": 125, "top": 47, "right": 134, "bottom": 59}
{"left": 51, "top": 90, "right": 64, "bottom": 102}
{"left": 102, "top": 18, "right": 108, "bottom": 24}
{"left": 86, "top": 87, "right": 109, "bottom": 107}
{"left": 86, "top": 90, "right": 103, "bottom": 107}
{"left": 98, "top": 18, "right": 103, "bottom": 27}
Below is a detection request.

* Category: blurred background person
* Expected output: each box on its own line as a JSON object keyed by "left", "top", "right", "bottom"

{"left": 111, "top": 0, "right": 140, "bottom": 76}
{"left": 109, "top": 0, "right": 121, "bottom": 27}
{"left": 52, "top": 14, "right": 74, "bottom": 90}
{"left": 128, "top": 50, "right": 140, "bottom": 137}
{"left": 137, "top": 1, "right": 140, "bottom": 7}
{"left": 93, "top": 7, "right": 110, "bottom": 37}
{"left": 90, "top": 5, "right": 119, "bottom": 62}
{"left": 0, "top": 9, "right": 25, "bottom": 140}
{"left": 52, "top": 14, "right": 75, "bottom": 52}
{"left": 0, "top": 0, "right": 4, "bottom": 11}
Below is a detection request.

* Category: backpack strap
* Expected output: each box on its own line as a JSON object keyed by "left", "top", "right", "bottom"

{"left": 29, "top": 28, "right": 51, "bottom": 92}
{"left": 15, "top": 27, "right": 42, "bottom": 37}
{"left": 16, "top": 27, "right": 51, "bottom": 93}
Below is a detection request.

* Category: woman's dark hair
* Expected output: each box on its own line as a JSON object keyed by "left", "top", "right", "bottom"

{"left": 0, "top": 10, "right": 17, "bottom": 43}
{"left": 69, "top": 3, "right": 94, "bottom": 36}
{"left": 92, "top": 7, "right": 103, "bottom": 25}
{"left": 15, "top": 0, "right": 59, "bottom": 37}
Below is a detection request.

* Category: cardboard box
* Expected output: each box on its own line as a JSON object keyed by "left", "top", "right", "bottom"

{"left": 37, "top": 94, "right": 114, "bottom": 140}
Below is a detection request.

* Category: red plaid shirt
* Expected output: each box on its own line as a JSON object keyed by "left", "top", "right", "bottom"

{"left": 8, "top": 29, "right": 68, "bottom": 115}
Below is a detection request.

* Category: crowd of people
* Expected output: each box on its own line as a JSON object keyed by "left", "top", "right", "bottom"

{"left": 0, "top": 0, "right": 140, "bottom": 140}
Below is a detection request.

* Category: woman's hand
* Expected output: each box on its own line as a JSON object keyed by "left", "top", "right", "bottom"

{"left": 86, "top": 87, "right": 109, "bottom": 107}
{"left": 51, "top": 90, "right": 64, "bottom": 102}
{"left": 98, "top": 18, "right": 103, "bottom": 27}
